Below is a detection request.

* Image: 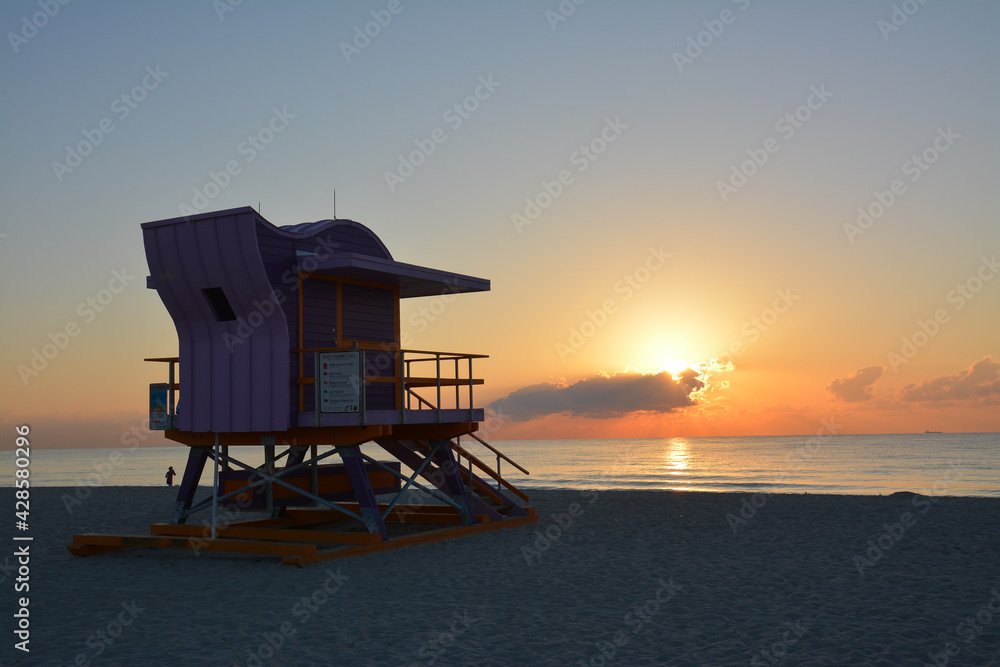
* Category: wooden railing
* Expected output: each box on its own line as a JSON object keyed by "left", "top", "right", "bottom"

{"left": 293, "top": 344, "right": 487, "bottom": 422}
{"left": 410, "top": 438, "right": 531, "bottom": 505}
{"left": 148, "top": 346, "right": 490, "bottom": 426}
{"left": 401, "top": 349, "right": 487, "bottom": 418}
{"left": 450, "top": 435, "right": 530, "bottom": 502}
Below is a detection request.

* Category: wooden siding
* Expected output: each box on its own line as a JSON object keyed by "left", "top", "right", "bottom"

{"left": 254, "top": 220, "right": 399, "bottom": 417}
{"left": 342, "top": 284, "right": 395, "bottom": 342}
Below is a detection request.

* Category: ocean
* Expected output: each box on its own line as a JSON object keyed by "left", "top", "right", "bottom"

{"left": 5, "top": 432, "right": 997, "bottom": 497}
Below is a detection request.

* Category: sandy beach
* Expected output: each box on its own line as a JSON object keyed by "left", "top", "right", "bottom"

{"left": 3, "top": 486, "right": 999, "bottom": 665}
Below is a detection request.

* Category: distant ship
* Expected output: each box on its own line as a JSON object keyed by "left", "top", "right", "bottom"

{"left": 924, "top": 430, "right": 943, "bottom": 434}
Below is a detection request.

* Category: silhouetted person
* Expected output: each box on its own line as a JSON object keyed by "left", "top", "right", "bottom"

{"left": 165, "top": 466, "right": 176, "bottom": 486}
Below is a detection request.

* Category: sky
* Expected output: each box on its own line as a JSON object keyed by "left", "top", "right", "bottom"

{"left": 1, "top": 0, "right": 998, "bottom": 449}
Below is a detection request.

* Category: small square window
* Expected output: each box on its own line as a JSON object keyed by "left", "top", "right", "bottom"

{"left": 202, "top": 287, "right": 236, "bottom": 322}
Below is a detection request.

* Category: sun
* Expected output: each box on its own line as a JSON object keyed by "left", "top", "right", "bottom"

{"left": 656, "top": 358, "right": 692, "bottom": 377}
{"left": 630, "top": 332, "right": 701, "bottom": 378}
{"left": 666, "top": 359, "right": 692, "bottom": 376}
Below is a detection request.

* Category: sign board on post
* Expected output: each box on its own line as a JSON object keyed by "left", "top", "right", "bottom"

{"left": 318, "top": 350, "right": 362, "bottom": 413}
{"left": 149, "top": 383, "right": 170, "bottom": 430}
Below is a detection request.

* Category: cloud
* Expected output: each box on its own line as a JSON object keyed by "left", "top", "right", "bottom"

{"left": 489, "top": 369, "right": 705, "bottom": 421}
{"left": 900, "top": 356, "right": 1000, "bottom": 403}
{"left": 827, "top": 365, "right": 885, "bottom": 402}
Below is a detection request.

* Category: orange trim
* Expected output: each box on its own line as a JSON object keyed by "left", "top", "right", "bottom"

{"left": 285, "top": 514, "right": 538, "bottom": 567}
{"left": 384, "top": 422, "right": 479, "bottom": 441}
{"left": 335, "top": 280, "right": 343, "bottom": 346}
{"left": 394, "top": 285, "right": 401, "bottom": 410}
{"left": 161, "top": 425, "right": 391, "bottom": 447}
{"left": 70, "top": 513, "right": 537, "bottom": 564}
{"left": 295, "top": 342, "right": 400, "bottom": 353}
{"left": 402, "top": 349, "right": 489, "bottom": 359}
{"left": 298, "top": 272, "right": 305, "bottom": 412}
{"left": 149, "top": 524, "right": 382, "bottom": 545}
{"left": 406, "top": 377, "right": 483, "bottom": 387}
{"left": 69, "top": 533, "right": 318, "bottom": 558}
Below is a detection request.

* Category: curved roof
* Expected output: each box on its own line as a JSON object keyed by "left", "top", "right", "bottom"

{"left": 141, "top": 206, "right": 489, "bottom": 297}
{"left": 273, "top": 218, "right": 394, "bottom": 260}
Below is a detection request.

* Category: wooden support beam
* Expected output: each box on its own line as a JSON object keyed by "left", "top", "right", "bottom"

{"left": 71, "top": 504, "right": 537, "bottom": 564}
{"left": 171, "top": 446, "right": 209, "bottom": 524}
{"left": 68, "top": 533, "right": 319, "bottom": 558}
{"left": 283, "top": 513, "right": 538, "bottom": 567}
{"left": 385, "top": 423, "right": 477, "bottom": 442}
{"left": 404, "top": 378, "right": 484, "bottom": 387}
{"left": 163, "top": 425, "right": 390, "bottom": 447}
{"left": 150, "top": 524, "right": 382, "bottom": 545}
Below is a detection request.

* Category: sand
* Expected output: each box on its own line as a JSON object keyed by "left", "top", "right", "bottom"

{"left": 2, "top": 486, "right": 999, "bottom": 665}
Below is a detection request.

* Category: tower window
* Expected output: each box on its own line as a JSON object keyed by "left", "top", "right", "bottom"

{"left": 202, "top": 287, "right": 237, "bottom": 322}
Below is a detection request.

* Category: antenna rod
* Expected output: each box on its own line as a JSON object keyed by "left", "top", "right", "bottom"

{"left": 334, "top": 190, "right": 337, "bottom": 219}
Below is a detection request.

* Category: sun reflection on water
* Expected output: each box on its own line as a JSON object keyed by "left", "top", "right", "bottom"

{"left": 664, "top": 438, "right": 690, "bottom": 476}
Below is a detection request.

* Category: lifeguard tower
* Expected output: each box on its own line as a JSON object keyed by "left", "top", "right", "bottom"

{"left": 68, "top": 206, "right": 534, "bottom": 566}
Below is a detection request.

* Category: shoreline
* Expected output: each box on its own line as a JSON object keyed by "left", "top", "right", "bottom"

{"left": 3, "top": 429, "right": 998, "bottom": 453}
{"left": 8, "top": 482, "right": 998, "bottom": 499}
{"left": 3, "top": 487, "right": 999, "bottom": 664}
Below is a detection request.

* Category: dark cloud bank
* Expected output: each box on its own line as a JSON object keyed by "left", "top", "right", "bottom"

{"left": 489, "top": 370, "right": 704, "bottom": 421}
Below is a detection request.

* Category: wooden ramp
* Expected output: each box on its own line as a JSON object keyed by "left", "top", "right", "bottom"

{"left": 68, "top": 503, "right": 537, "bottom": 567}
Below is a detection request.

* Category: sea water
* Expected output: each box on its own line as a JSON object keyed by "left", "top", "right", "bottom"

{"left": 3, "top": 433, "right": 997, "bottom": 497}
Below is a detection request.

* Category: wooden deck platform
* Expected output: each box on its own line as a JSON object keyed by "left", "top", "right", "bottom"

{"left": 68, "top": 504, "right": 537, "bottom": 567}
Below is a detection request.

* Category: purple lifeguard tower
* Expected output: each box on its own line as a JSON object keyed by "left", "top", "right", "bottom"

{"left": 69, "top": 206, "right": 534, "bottom": 565}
